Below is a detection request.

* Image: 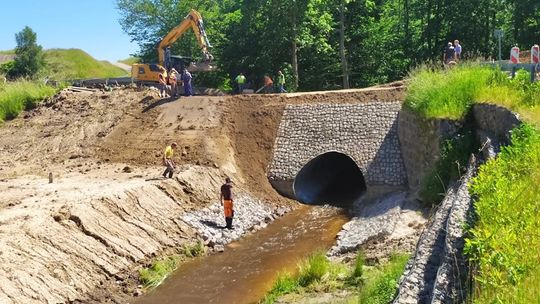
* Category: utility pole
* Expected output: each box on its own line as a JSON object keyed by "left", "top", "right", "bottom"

{"left": 494, "top": 29, "right": 504, "bottom": 62}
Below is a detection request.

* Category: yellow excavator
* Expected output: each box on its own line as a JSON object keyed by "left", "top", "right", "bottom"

{"left": 132, "top": 9, "right": 216, "bottom": 83}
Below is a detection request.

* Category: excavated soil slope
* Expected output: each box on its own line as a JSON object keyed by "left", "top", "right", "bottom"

{"left": 0, "top": 86, "right": 404, "bottom": 303}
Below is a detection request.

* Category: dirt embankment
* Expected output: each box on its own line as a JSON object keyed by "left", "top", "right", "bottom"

{"left": 0, "top": 86, "right": 405, "bottom": 303}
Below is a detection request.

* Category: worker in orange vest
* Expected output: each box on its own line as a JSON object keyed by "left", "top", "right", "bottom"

{"left": 263, "top": 75, "right": 273, "bottom": 94}
{"left": 220, "top": 177, "right": 234, "bottom": 229}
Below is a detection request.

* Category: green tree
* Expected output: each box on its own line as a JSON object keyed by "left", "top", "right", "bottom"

{"left": 9, "top": 26, "right": 45, "bottom": 79}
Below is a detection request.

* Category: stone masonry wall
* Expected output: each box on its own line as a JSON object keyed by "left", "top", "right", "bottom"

{"left": 268, "top": 102, "right": 407, "bottom": 199}
{"left": 398, "top": 108, "right": 461, "bottom": 195}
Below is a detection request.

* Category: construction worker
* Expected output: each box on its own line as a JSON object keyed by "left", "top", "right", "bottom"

{"left": 158, "top": 68, "right": 168, "bottom": 98}
{"left": 168, "top": 68, "right": 178, "bottom": 98}
{"left": 162, "top": 142, "right": 177, "bottom": 178}
{"left": 263, "top": 75, "right": 273, "bottom": 94}
{"left": 277, "top": 70, "right": 287, "bottom": 93}
{"left": 220, "top": 177, "right": 234, "bottom": 229}
{"left": 181, "top": 68, "right": 193, "bottom": 96}
{"left": 235, "top": 72, "right": 246, "bottom": 94}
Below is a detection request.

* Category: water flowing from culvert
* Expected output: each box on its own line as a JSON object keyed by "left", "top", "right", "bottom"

{"left": 135, "top": 205, "right": 348, "bottom": 304}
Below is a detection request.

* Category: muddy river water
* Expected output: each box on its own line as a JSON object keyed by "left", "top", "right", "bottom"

{"left": 136, "top": 205, "right": 348, "bottom": 304}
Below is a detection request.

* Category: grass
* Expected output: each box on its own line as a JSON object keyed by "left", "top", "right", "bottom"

{"left": 182, "top": 240, "right": 205, "bottom": 258}
{"left": 0, "top": 49, "right": 15, "bottom": 55}
{"left": 118, "top": 56, "right": 140, "bottom": 65}
{"left": 406, "top": 64, "right": 540, "bottom": 122}
{"left": 139, "top": 256, "right": 181, "bottom": 288}
{"left": 297, "top": 251, "right": 331, "bottom": 287}
{"left": 44, "top": 48, "right": 127, "bottom": 80}
{"left": 358, "top": 254, "right": 409, "bottom": 304}
{"left": 262, "top": 251, "right": 409, "bottom": 304}
{"left": 464, "top": 124, "right": 540, "bottom": 303}
{"left": 138, "top": 240, "right": 205, "bottom": 289}
{"left": 0, "top": 80, "right": 58, "bottom": 122}
{"left": 405, "top": 65, "right": 494, "bottom": 119}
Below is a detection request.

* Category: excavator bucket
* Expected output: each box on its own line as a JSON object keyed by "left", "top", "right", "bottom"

{"left": 187, "top": 61, "right": 217, "bottom": 72}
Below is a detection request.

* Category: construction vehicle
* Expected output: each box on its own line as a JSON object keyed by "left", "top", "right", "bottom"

{"left": 132, "top": 9, "right": 216, "bottom": 84}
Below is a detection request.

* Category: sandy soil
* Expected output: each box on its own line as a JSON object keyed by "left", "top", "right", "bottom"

{"left": 0, "top": 85, "right": 407, "bottom": 303}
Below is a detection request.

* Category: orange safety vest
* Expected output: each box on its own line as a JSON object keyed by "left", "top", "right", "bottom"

{"left": 223, "top": 199, "right": 233, "bottom": 218}
{"left": 264, "top": 76, "right": 273, "bottom": 86}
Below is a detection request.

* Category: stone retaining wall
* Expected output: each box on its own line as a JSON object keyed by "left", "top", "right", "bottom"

{"left": 268, "top": 102, "right": 407, "bottom": 199}
{"left": 473, "top": 103, "right": 521, "bottom": 158}
{"left": 393, "top": 158, "right": 476, "bottom": 304}
{"left": 397, "top": 108, "right": 461, "bottom": 195}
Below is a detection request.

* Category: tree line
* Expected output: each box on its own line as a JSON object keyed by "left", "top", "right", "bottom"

{"left": 119, "top": 0, "right": 539, "bottom": 92}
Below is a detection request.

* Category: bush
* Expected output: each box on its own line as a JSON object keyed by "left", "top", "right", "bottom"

{"left": 0, "top": 61, "right": 15, "bottom": 76}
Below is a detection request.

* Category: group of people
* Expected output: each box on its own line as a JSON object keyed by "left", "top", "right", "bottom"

{"left": 443, "top": 39, "right": 462, "bottom": 67}
{"left": 158, "top": 68, "right": 193, "bottom": 98}
{"left": 234, "top": 70, "right": 287, "bottom": 94}
{"left": 162, "top": 142, "right": 236, "bottom": 229}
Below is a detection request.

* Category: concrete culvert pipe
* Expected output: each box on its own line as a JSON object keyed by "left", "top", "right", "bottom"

{"left": 293, "top": 152, "right": 366, "bottom": 206}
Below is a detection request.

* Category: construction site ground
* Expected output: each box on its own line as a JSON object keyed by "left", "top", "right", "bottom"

{"left": 0, "top": 86, "right": 405, "bottom": 303}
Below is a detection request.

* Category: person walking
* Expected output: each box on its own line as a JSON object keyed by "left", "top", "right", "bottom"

{"left": 454, "top": 40, "right": 462, "bottom": 61}
{"left": 182, "top": 68, "right": 193, "bottom": 96}
{"left": 235, "top": 72, "right": 246, "bottom": 94}
{"left": 443, "top": 42, "right": 456, "bottom": 66}
{"left": 277, "top": 70, "right": 287, "bottom": 93}
{"left": 220, "top": 177, "right": 234, "bottom": 229}
{"left": 162, "top": 142, "right": 177, "bottom": 178}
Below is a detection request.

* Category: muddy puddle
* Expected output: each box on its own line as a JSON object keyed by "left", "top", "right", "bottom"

{"left": 135, "top": 205, "right": 348, "bottom": 304}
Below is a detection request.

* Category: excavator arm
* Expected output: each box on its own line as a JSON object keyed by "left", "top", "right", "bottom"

{"left": 157, "top": 9, "right": 215, "bottom": 72}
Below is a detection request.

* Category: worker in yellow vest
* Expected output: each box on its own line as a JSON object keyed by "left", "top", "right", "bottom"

{"left": 235, "top": 72, "right": 246, "bottom": 94}
{"left": 162, "top": 142, "right": 177, "bottom": 178}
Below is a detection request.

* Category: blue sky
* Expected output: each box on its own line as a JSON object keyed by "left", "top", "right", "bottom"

{"left": 0, "top": 0, "right": 138, "bottom": 62}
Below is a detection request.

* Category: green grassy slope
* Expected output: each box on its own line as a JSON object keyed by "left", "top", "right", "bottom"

{"left": 119, "top": 57, "right": 140, "bottom": 65}
{"left": 44, "top": 48, "right": 127, "bottom": 80}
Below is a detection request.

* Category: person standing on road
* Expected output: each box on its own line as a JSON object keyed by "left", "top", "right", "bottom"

{"left": 235, "top": 72, "right": 246, "bottom": 94}
{"left": 163, "top": 142, "right": 177, "bottom": 178}
{"left": 277, "top": 70, "right": 287, "bottom": 93}
{"left": 220, "top": 177, "right": 234, "bottom": 229}
{"left": 182, "top": 68, "right": 193, "bottom": 96}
